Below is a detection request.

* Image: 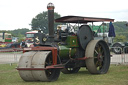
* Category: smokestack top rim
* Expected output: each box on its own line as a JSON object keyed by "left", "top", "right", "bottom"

{"left": 47, "top": 2, "right": 55, "bottom": 10}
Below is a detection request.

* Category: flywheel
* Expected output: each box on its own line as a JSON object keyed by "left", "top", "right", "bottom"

{"left": 77, "top": 25, "right": 93, "bottom": 50}
{"left": 85, "top": 40, "right": 110, "bottom": 74}
{"left": 18, "top": 51, "right": 60, "bottom": 82}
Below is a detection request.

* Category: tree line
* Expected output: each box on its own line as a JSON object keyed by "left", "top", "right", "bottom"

{"left": 112, "top": 21, "right": 128, "bottom": 42}
{"left": 0, "top": 11, "right": 128, "bottom": 42}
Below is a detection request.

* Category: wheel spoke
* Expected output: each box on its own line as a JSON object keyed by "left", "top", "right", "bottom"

{"left": 94, "top": 50, "right": 98, "bottom": 55}
{"left": 95, "top": 44, "right": 105, "bottom": 71}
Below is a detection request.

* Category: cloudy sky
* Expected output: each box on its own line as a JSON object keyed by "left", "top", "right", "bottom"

{"left": 0, "top": 0, "right": 128, "bottom": 30}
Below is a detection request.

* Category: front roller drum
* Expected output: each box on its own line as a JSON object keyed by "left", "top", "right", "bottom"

{"left": 85, "top": 40, "right": 110, "bottom": 74}
{"left": 18, "top": 51, "right": 60, "bottom": 82}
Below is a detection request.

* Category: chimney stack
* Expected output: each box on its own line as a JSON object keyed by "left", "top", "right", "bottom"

{"left": 47, "top": 3, "right": 55, "bottom": 42}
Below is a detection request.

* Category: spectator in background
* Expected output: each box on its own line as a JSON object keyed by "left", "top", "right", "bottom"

{"left": 20, "top": 40, "right": 26, "bottom": 48}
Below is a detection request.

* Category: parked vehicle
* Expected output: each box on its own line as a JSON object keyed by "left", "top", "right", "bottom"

{"left": 0, "top": 32, "right": 12, "bottom": 45}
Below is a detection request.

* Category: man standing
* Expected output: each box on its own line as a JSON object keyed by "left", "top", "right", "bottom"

{"left": 20, "top": 40, "right": 26, "bottom": 48}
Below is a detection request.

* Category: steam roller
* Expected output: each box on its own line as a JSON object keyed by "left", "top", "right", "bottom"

{"left": 17, "top": 3, "right": 114, "bottom": 82}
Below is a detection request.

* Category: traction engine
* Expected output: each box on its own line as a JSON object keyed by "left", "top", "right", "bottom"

{"left": 17, "top": 3, "right": 114, "bottom": 82}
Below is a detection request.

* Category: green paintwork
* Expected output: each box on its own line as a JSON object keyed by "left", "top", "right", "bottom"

{"left": 66, "top": 36, "right": 78, "bottom": 47}
{"left": 90, "top": 25, "right": 108, "bottom": 33}
{"left": 58, "top": 35, "right": 79, "bottom": 58}
{"left": 59, "top": 45, "right": 76, "bottom": 58}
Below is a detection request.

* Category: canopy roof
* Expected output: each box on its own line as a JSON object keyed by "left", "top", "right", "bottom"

{"left": 55, "top": 16, "right": 114, "bottom": 23}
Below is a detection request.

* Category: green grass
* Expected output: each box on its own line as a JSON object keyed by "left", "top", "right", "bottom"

{"left": 0, "top": 64, "right": 128, "bottom": 85}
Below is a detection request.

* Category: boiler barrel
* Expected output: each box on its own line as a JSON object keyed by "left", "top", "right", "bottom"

{"left": 59, "top": 46, "right": 76, "bottom": 58}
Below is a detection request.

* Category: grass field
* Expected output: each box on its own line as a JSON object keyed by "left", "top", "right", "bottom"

{"left": 0, "top": 64, "right": 128, "bottom": 85}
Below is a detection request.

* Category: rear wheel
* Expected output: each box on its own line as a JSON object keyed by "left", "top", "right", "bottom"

{"left": 85, "top": 40, "right": 110, "bottom": 74}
